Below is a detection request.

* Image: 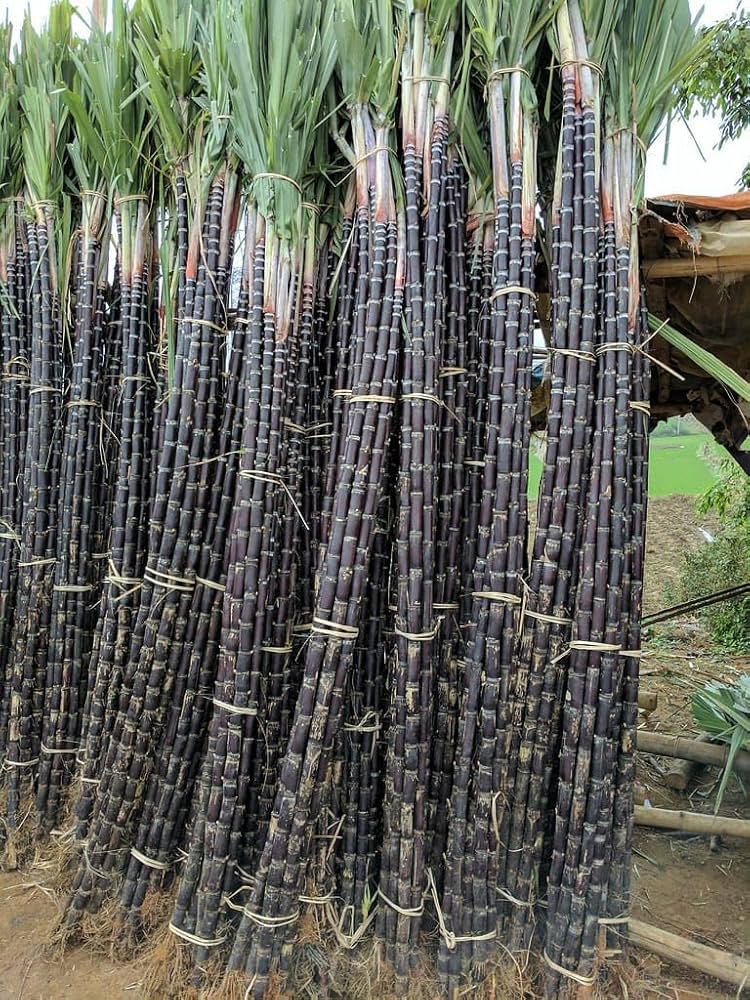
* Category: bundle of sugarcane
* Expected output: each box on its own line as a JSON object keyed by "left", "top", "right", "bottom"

{"left": 377, "top": 1, "right": 456, "bottom": 980}
{"left": 166, "top": 1, "right": 336, "bottom": 979}
{"left": 63, "top": 0, "right": 244, "bottom": 927}
{"left": 115, "top": 3, "right": 246, "bottom": 932}
{"left": 543, "top": 8, "right": 703, "bottom": 988}
{"left": 436, "top": 2, "right": 543, "bottom": 987}
{"left": 2, "top": 8, "right": 74, "bottom": 862}
{"left": 73, "top": 2, "right": 157, "bottom": 841}
{"left": 0, "top": 41, "right": 26, "bottom": 767}
{"left": 35, "top": 172, "right": 111, "bottom": 835}
{"left": 219, "top": 4, "right": 406, "bottom": 992}
{"left": 477, "top": 6, "right": 617, "bottom": 968}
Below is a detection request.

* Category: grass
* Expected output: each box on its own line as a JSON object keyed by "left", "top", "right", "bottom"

{"left": 527, "top": 431, "right": 725, "bottom": 500}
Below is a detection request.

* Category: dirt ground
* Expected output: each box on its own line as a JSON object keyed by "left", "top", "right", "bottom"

{"left": 0, "top": 494, "right": 748, "bottom": 999}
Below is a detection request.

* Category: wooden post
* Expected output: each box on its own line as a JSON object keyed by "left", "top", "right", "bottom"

{"left": 628, "top": 919, "right": 750, "bottom": 988}
{"left": 634, "top": 805, "right": 750, "bottom": 839}
{"left": 637, "top": 730, "right": 750, "bottom": 775}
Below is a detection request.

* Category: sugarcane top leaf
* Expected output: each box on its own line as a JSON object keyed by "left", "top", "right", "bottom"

{"left": 0, "top": 23, "right": 22, "bottom": 209}
{"left": 692, "top": 676, "right": 750, "bottom": 814}
{"left": 63, "top": 0, "right": 151, "bottom": 199}
{"left": 231, "top": 0, "right": 337, "bottom": 242}
{"left": 132, "top": 0, "right": 203, "bottom": 172}
{"left": 333, "top": 0, "right": 397, "bottom": 122}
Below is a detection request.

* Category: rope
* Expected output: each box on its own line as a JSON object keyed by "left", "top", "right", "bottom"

{"left": 490, "top": 284, "right": 536, "bottom": 302}
{"left": 213, "top": 696, "right": 258, "bottom": 716}
{"left": 332, "top": 389, "right": 353, "bottom": 398}
{"left": 523, "top": 608, "right": 573, "bottom": 626}
{"left": 239, "top": 469, "right": 308, "bottom": 531}
{"left": 378, "top": 887, "right": 424, "bottom": 919}
{"left": 394, "top": 619, "right": 442, "bottom": 642}
{"left": 349, "top": 393, "right": 397, "bottom": 404}
{"left": 195, "top": 575, "right": 226, "bottom": 593}
{"left": 168, "top": 921, "right": 226, "bottom": 948}
{"left": 599, "top": 915, "right": 629, "bottom": 926}
{"left": 343, "top": 711, "right": 381, "bottom": 733}
{"left": 241, "top": 906, "right": 300, "bottom": 928}
{"left": 187, "top": 317, "right": 227, "bottom": 334}
{"left": 252, "top": 172, "right": 302, "bottom": 194}
{"left": 64, "top": 399, "right": 101, "bottom": 409}
{"left": 28, "top": 385, "right": 62, "bottom": 395}
{"left": 596, "top": 342, "right": 634, "bottom": 355}
{"left": 53, "top": 583, "right": 93, "bottom": 593}
{"left": 630, "top": 400, "right": 651, "bottom": 415}
{"left": 325, "top": 901, "right": 377, "bottom": 950}
{"left": 18, "top": 557, "right": 55, "bottom": 568}
{"left": 434, "top": 602, "right": 460, "bottom": 611}
{"left": 542, "top": 950, "right": 597, "bottom": 986}
{"left": 130, "top": 846, "right": 169, "bottom": 871}
{"left": 3, "top": 757, "right": 39, "bottom": 769}
{"left": 262, "top": 644, "right": 293, "bottom": 655}
{"left": 41, "top": 743, "right": 78, "bottom": 756}
{"left": 425, "top": 869, "right": 497, "bottom": 951}
{"left": 114, "top": 194, "right": 148, "bottom": 206}
{"left": 559, "top": 58, "right": 604, "bottom": 76}
{"left": 550, "top": 348, "right": 597, "bottom": 363}
{"left": 310, "top": 616, "right": 359, "bottom": 641}
{"left": 439, "top": 367, "right": 468, "bottom": 378}
{"left": 472, "top": 590, "right": 522, "bottom": 606}
{"left": 143, "top": 567, "right": 195, "bottom": 593}
{"left": 488, "top": 66, "right": 531, "bottom": 82}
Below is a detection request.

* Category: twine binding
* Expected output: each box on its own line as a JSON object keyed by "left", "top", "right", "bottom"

{"left": 213, "top": 696, "right": 258, "bottom": 716}
{"left": 542, "top": 950, "right": 597, "bottom": 986}
{"left": 310, "top": 616, "right": 359, "bottom": 641}
{"left": 168, "top": 921, "right": 226, "bottom": 949}
{"left": 130, "top": 846, "right": 169, "bottom": 871}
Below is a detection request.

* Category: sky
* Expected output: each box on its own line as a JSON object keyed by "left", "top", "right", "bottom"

{"left": 2, "top": 0, "right": 748, "bottom": 199}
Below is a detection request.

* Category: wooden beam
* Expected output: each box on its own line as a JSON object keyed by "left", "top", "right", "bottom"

{"left": 637, "top": 730, "right": 750, "bottom": 775}
{"left": 628, "top": 919, "right": 750, "bottom": 988}
{"left": 643, "top": 254, "right": 750, "bottom": 279}
{"left": 633, "top": 805, "right": 750, "bottom": 840}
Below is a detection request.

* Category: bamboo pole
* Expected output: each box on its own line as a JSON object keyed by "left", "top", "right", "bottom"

{"left": 633, "top": 805, "right": 750, "bottom": 839}
{"left": 637, "top": 730, "right": 750, "bottom": 774}
{"left": 628, "top": 919, "right": 750, "bottom": 988}
{"left": 642, "top": 253, "right": 750, "bottom": 278}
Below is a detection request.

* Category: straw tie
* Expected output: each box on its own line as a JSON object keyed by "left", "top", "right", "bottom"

{"left": 542, "top": 950, "right": 597, "bottom": 987}
{"left": 425, "top": 870, "right": 497, "bottom": 950}
{"left": 143, "top": 566, "right": 195, "bottom": 593}
{"left": 212, "top": 695, "right": 258, "bottom": 716}
{"left": 168, "top": 922, "right": 226, "bottom": 949}
{"left": 195, "top": 575, "right": 226, "bottom": 593}
{"left": 472, "top": 590, "right": 522, "bottom": 606}
{"left": 394, "top": 618, "right": 442, "bottom": 642}
{"left": 130, "top": 846, "right": 170, "bottom": 871}
{"left": 239, "top": 468, "right": 309, "bottom": 530}
{"left": 378, "top": 887, "right": 424, "bottom": 919}
{"left": 310, "top": 616, "right": 359, "bottom": 641}
{"left": 489, "top": 284, "right": 537, "bottom": 302}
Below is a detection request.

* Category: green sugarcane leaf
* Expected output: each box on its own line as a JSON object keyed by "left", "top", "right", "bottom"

{"left": 649, "top": 314, "right": 750, "bottom": 403}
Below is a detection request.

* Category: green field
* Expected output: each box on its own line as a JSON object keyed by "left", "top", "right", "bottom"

{"left": 526, "top": 431, "right": 723, "bottom": 500}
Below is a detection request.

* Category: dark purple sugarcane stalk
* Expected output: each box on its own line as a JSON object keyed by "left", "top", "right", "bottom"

{"left": 36, "top": 190, "right": 110, "bottom": 834}
{"left": 4, "top": 201, "right": 63, "bottom": 861}
{"left": 224, "top": 115, "right": 404, "bottom": 996}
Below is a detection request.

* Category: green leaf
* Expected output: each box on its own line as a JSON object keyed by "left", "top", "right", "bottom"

{"left": 649, "top": 314, "right": 750, "bottom": 403}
